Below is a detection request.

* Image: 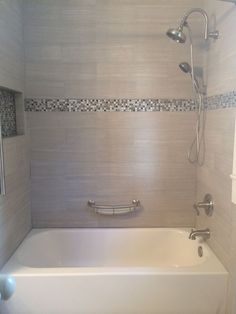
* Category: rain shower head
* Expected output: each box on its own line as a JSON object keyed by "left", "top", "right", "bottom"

{"left": 179, "top": 62, "right": 192, "bottom": 73}
{"left": 166, "top": 27, "right": 186, "bottom": 43}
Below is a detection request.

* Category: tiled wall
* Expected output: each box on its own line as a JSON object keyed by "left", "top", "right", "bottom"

{"left": 0, "top": 0, "right": 31, "bottom": 268}
{"left": 23, "top": 0, "right": 204, "bottom": 228}
{"left": 28, "top": 110, "right": 196, "bottom": 227}
{"left": 196, "top": 108, "right": 236, "bottom": 314}
{"left": 23, "top": 0, "right": 204, "bottom": 99}
{"left": 205, "top": 0, "right": 236, "bottom": 97}
{"left": 197, "top": 1, "right": 236, "bottom": 313}
{"left": 0, "top": 0, "right": 24, "bottom": 92}
{"left": 0, "top": 136, "right": 31, "bottom": 268}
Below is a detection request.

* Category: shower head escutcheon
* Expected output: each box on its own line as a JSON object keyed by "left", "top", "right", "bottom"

{"left": 166, "top": 8, "right": 219, "bottom": 43}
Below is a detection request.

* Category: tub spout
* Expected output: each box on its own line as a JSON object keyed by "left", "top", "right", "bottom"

{"left": 189, "top": 228, "right": 210, "bottom": 240}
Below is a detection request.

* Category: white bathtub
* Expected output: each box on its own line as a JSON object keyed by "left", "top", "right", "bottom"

{"left": 1, "top": 228, "right": 227, "bottom": 314}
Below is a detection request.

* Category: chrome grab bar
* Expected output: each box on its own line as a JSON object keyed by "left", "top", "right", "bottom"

{"left": 88, "top": 199, "right": 140, "bottom": 215}
{"left": 0, "top": 118, "right": 6, "bottom": 196}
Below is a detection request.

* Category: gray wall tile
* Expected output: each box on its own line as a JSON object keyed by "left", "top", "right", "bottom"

{"left": 0, "top": 0, "right": 24, "bottom": 92}
{"left": 0, "top": 1, "right": 31, "bottom": 268}
{"left": 23, "top": 0, "right": 204, "bottom": 99}
{"left": 0, "top": 136, "right": 31, "bottom": 268}
{"left": 28, "top": 111, "right": 196, "bottom": 228}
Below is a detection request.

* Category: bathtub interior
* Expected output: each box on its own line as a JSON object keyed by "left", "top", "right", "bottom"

{"left": 13, "top": 228, "right": 212, "bottom": 268}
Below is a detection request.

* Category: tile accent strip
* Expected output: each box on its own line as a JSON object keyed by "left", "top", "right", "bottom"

{"left": 0, "top": 89, "right": 17, "bottom": 137}
{"left": 207, "top": 91, "right": 236, "bottom": 110}
{"left": 25, "top": 91, "right": 236, "bottom": 112}
{"left": 25, "top": 98, "right": 196, "bottom": 112}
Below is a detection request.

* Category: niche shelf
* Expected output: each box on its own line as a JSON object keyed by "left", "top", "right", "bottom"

{"left": 0, "top": 87, "right": 25, "bottom": 138}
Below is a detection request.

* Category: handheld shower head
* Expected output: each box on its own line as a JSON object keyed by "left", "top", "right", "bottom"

{"left": 179, "top": 62, "right": 192, "bottom": 73}
{"left": 179, "top": 62, "right": 202, "bottom": 93}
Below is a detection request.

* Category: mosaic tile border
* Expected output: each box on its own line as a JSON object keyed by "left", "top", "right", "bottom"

{"left": 24, "top": 91, "right": 236, "bottom": 112}
{"left": 0, "top": 89, "right": 17, "bottom": 137}
{"left": 207, "top": 91, "right": 236, "bottom": 110}
{"left": 25, "top": 98, "right": 197, "bottom": 112}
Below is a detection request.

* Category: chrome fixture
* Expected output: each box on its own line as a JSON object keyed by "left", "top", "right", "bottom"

{"left": 198, "top": 246, "right": 203, "bottom": 257}
{"left": 166, "top": 27, "right": 186, "bottom": 43}
{"left": 88, "top": 199, "right": 140, "bottom": 215}
{"left": 179, "top": 62, "right": 199, "bottom": 91}
{"left": 193, "top": 194, "right": 214, "bottom": 216}
{"left": 0, "top": 118, "right": 6, "bottom": 196}
{"left": 189, "top": 228, "right": 210, "bottom": 240}
{"left": 179, "top": 62, "right": 192, "bottom": 74}
{"left": 166, "top": 8, "right": 219, "bottom": 43}
{"left": 179, "top": 62, "right": 206, "bottom": 95}
{"left": 166, "top": 8, "right": 217, "bottom": 166}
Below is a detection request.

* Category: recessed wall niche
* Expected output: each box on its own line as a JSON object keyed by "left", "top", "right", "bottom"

{"left": 0, "top": 88, "right": 25, "bottom": 137}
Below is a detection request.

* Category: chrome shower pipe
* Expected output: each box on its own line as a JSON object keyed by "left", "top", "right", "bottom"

{"left": 178, "top": 8, "right": 219, "bottom": 40}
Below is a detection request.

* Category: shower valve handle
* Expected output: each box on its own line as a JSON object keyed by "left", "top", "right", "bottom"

{"left": 193, "top": 194, "right": 214, "bottom": 217}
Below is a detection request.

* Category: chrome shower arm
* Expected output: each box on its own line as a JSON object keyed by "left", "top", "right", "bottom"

{"left": 179, "top": 8, "right": 209, "bottom": 40}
